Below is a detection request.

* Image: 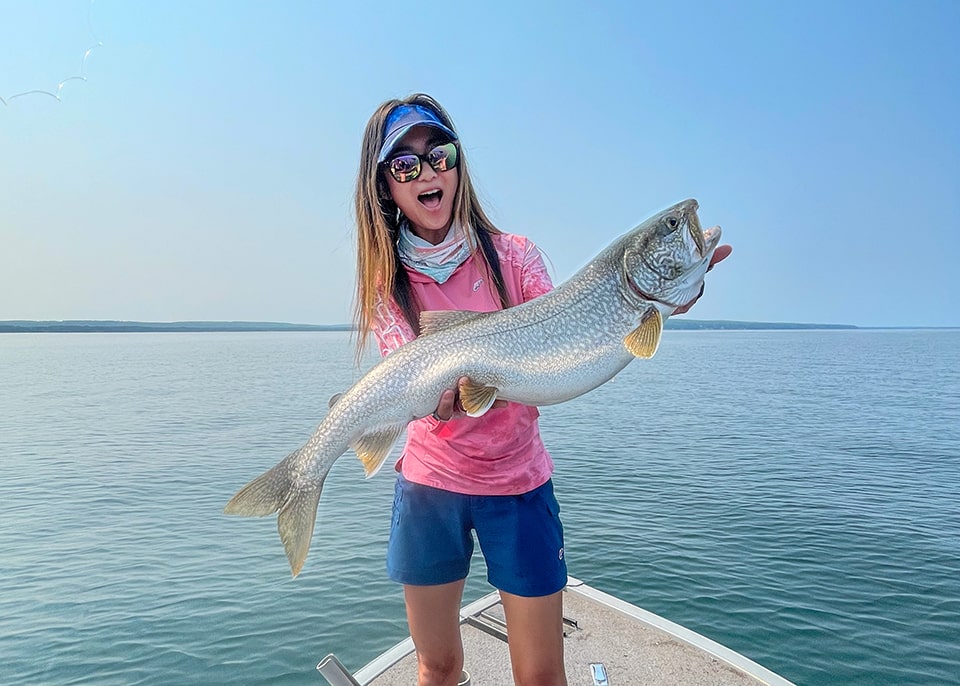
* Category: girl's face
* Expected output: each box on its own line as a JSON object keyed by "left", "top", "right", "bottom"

{"left": 384, "top": 126, "right": 459, "bottom": 245}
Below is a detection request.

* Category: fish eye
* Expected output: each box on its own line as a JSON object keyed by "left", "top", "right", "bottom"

{"left": 666, "top": 215, "right": 679, "bottom": 230}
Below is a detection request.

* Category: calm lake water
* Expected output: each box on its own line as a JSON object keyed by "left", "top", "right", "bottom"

{"left": 1, "top": 330, "right": 958, "bottom": 685}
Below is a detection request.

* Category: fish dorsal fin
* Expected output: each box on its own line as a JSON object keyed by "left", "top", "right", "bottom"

{"left": 328, "top": 393, "right": 342, "bottom": 409}
{"left": 351, "top": 424, "right": 404, "bottom": 478}
{"left": 458, "top": 378, "right": 499, "bottom": 417}
{"left": 623, "top": 309, "right": 663, "bottom": 359}
{"left": 420, "top": 310, "right": 486, "bottom": 336}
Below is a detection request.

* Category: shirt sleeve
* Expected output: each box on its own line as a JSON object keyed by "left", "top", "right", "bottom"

{"left": 371, "top": 296, "right": 416, "bottom": 358}
{"left": 519, "top": 239, "right": 554, "bottom": 303}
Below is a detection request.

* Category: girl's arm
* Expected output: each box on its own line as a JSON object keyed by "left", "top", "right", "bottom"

{"left": 371, "top": 296, "right": 416, "bottom": 358}
{"left": 519, "top": 238, "right": 554, "bottom": 304}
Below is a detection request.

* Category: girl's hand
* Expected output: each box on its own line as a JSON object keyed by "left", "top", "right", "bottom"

{"left": 431, "top": 376, "right": 507, "bottom": 421}
{"left": 673, "top": 244, "right": 732, "bottom": 315}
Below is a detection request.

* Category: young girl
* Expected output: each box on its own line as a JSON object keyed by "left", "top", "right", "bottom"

{"left": 353, "top": 93, "right": 728, "bottom": 686}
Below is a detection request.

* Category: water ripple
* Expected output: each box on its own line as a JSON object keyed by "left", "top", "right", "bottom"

{"left": 1, "top": 330, "right": 959, "bottom": 684}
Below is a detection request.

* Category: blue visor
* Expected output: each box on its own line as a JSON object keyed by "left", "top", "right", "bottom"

{"left": 378, "top": 104, "right": 458, "bottom": 163}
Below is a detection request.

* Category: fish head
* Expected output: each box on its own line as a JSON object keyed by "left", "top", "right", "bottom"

{"left": 621, "top": 198, "right": 722, "bottom": 309}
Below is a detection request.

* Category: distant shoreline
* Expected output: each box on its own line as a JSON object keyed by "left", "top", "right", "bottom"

{"left": 0, "top": 319, "right": 888, "bottom": 333}
{"left": 0, "top": 321, "right": 353, "bottom": 333}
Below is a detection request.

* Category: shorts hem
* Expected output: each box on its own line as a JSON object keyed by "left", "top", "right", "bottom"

{"left": 488, "top": 569, "right": 568, "bottom": 598}
{"left": 387, "top": 564, "right": 469, "bottom": 587}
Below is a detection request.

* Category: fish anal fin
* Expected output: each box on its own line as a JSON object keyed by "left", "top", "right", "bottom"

{"left": 351, "top": 425, "right": 404, "bottom": 478}
{"left": 328, "top": 393, "right": 342, "bottom": 409}
{"left": 420, "top": 310, "right": 486, "bottom": 336}
{"left": 623, "top": 309, "right": 663, "bottom": 359}
{"left": 459, "top": 378, "right": 499, "bottom": 417}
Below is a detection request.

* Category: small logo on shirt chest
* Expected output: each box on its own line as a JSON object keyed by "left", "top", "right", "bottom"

{"left": 472, "top": 278, "right": 484, "bottom": 292}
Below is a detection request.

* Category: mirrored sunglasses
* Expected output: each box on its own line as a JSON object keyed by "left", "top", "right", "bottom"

{"left": 382, "top": 142, "right": 458, "bottom": 183}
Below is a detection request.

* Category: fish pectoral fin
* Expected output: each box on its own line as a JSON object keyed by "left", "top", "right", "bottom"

{"left": 458, "top": 379, "right": 499, "bottom": 417}
{"left": 419, "top": 310, "right": 486, "bottom": 336}
{"left": 623, "top": 309, "right": 663, "bottom": 359}
{"left": 328, "top": 393, "right": 343, "bottom": 408}
{"left": 351, "top": 425, "right": 404, "bottom": 479}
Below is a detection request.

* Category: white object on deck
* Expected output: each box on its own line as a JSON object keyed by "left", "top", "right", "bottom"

{"left": 316, "top": 654, "right": 361, "bottom": 686}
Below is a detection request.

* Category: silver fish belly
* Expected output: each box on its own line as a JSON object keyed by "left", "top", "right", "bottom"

{"left": 225, "top": 198, "right": 722, "bottom": 576}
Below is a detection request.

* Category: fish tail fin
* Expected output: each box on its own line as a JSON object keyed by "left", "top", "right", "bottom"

{"left": 224, "top": 448, "right": 300, "bottom": 517}
{"left": 277, "top": 483, "right": 322, "bottom": 578}
{"left": 224, "top": 448, "right": 325, "bottom": 577}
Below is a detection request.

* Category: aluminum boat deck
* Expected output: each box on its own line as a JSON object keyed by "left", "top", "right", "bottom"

{"left": 318, "top": 577, "right": 794, "bottom": 685}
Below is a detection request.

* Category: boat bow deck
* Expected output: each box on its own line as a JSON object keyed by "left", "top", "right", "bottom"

{"left": 319, "top": 577, "right": 794, "bottom": 686}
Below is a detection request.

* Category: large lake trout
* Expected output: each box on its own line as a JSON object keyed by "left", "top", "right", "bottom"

{"left": 225, "top": 199, "right": 722, "bottom": 576}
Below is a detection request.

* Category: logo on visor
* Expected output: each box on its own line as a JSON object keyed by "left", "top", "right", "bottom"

{"left": 558, "top": 547, "right": 564, "bottom": 560}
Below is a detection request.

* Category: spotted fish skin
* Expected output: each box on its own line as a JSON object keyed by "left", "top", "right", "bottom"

{"left": 224, "top": 199, "right": 722, "bottom": 576}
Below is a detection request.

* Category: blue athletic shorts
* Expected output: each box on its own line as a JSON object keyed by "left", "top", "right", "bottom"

{"left": 386, "top": 475, "right": 567, "bottom": 597}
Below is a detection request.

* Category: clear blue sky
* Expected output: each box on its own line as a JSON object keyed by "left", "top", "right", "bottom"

{"left": 2, "top": 0, "right": 958, "bottom": 327}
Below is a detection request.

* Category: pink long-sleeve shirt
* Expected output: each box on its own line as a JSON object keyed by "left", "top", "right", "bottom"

{"left": 372, "top": 232, "right": 555, "bottom": 496}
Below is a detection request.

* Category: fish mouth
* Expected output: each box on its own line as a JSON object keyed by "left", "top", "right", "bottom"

{"left": 701, "top": 224, "right": 722, "bottom": 255}
{"left": 681, "top": 199, "right": 721, "bottom": 260}
{"left": 687, "top": 202, "right": 705, "bottom": 256}
{"left": 679, "top": 199, "right": 723, "bottom": 260}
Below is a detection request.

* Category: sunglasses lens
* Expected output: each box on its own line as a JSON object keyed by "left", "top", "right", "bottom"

{"left": 385, "top": 143, "right": 457, "bottom": 183}
{"left": 388, "top": 154, "right": 421, "bottom": 182}
{"left": 426, "top": 142, "right": 458, "bottom": 172}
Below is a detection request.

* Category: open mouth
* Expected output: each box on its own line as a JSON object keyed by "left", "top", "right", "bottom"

{"left": 701, "top": 225, "right": 722, "bottom": 254}
{"left": 688, "top": 209, "right": 705, "bottom": 256}
{"left": 418, "top": 189, "right": 442, "bottom": 209}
